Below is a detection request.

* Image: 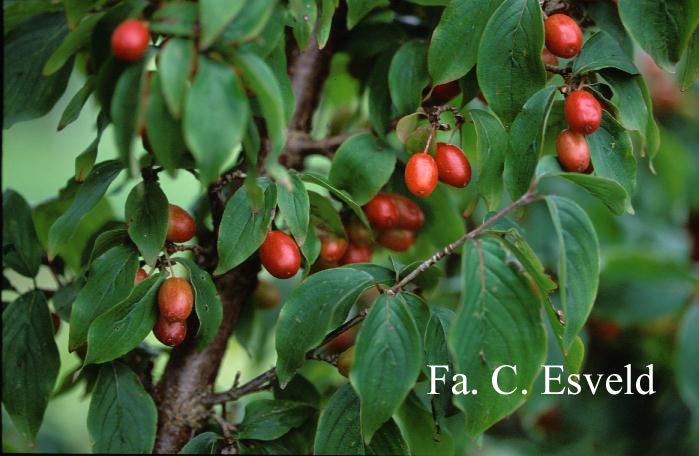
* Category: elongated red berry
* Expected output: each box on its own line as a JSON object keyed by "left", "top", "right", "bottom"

{"left": 158, "top": 277, "right": 194, "bottom": 322}
{"left": 565, "top": 90, "right": 602, "bottom": 134}
{"left": 378, "top": 229, "right": 416, "bottom": 252}
{"left": 320, "top": 236, "right": 349, "bottom": 263}
{"left": 167, "top": 204, "right": 196, "bottom": 243}
{"left": 111, "top": 19, "right": 150, "bottom": 62}
{"left": 134, "top": 268, "right": 148, "bottom": 285}
{"left": 405, "top": 153, "right": 438, "bottom": 198}
{"left": 363, "top": 194, "right": 399, "bottom": 229}
{"left": 435, "top": 143, "right": 472, "bottom": 188}
{"left": 556, "top": 130, "right": 590, "bottom": 173}
{"left": 544, "top": 14, "right": 583, "bottom": 59}
{"left": 259, "top": 231, "right": 301, "bottom": 279}
{"left": 153, "top": 318, "right": 187, "bottom": 346}
{"left": 339, "top": 244, "right": 373, "bottom": 265}
{"left": 388, "top": 193, "right": 424, "bottom": 230}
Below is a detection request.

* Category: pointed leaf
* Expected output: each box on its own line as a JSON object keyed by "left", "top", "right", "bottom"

{"left": 200, "top": 0, "right": 244, "bottom": 49}
{"left": 125, "top": 180, "right": 169, "bottom": 266}
{"left": 176, "top": 257, "right": 223, "bottom": 350}
{"left": 145, "top": 73, "right": 187, "bottom": 173}
{"left": 470, "top": 109, "right": 507, "bottom": 211}
{"left": 238, "top": 399, "right": 315, "bottom": 441}
{"left": 158, "top": 38, "right": 195, "bottom": 118}
{"left": 3, "top": 190, "right": 42, "bottom": 277}
{"left": 572, "top": 31, "right": 638, "bottom": 75}
{"left": 314, "top": 383, "right": 365, "bottom": 455}
{"left": 388, "top": 40, "right": 429, "bottom": 116}
{"left": 347, "top": 0, "right": 389, "bottom": 29}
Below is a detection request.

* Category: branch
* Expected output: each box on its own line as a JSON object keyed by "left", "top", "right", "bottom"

{"left": 545, "top": 64, "right": 571, "bottom": 76}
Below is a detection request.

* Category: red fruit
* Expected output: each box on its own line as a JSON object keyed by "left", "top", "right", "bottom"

{"left": 542, "top": 48, "right": 560, "bottom": 79}
{"left": 158, "top": 277, "right": 194, "bottom": 322}
{"left": 435, "top": 143, "right": 472, "bottom": 188}
{"left": 320, "top": 236, "right": 349, "bottom": 263}
{"left": 378, "top": 229, "right": 416, "bottom": 252}
{"left": 556, "top": 130, "right": 590, "bottom": 173}
{"left": 167, "top": 204, "right": 196, "bottom": 243}
{"left": 253, "top": 280, "right": 281, "bottom": 310}
{"left": 259, "top": 231, "right": 301, "bottom": 279}
{"left": 153, "top": 318, "right": 187, "bottom": 346}
{"left": 111, "top": 19, "right": 150, "bottom": 62}
{"left": 565, "top": 90, "right": 602, "bottom": 134}
{"left": 363, "top": 194, "right": 399, "bottom": 229}
{"left": 339, "top": 244, "right": 373, "bottom": 265}
{"left": 432, "top": 81, "right": 461, "bottom": 103}
{"left": 388, "top": 193, "right": 424, "bottom": 230}
{"left": 347, "top": 218, "right": 373, "bottom": 245}
{"left": 323, "top": 326, "right": 357, "bottom": 354}
{"left": 405, "top": 153, "right": 439, "bottom": 198}
{"left": 544, "top": 14, "right": 583, "bottom": 59}
{"left": 134, "top": 268, "right": 148, "bottom": 285}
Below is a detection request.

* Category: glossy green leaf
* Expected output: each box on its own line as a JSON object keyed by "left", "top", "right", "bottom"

{"left": 3, "top": 0, "right": 63, "bottom": 34}
{"left": 184, "top": 56, "right": 249, "bottom": 184}
{"left": 542, "top": 172, "right": 627, "bottom": 216}
{"left": 145, "top": 73, "right": 187, "bottom": 173}
{"left": 308, "top": 191, "right": 345, "bottom": 237}
{"left": 85, "top": 274, "right": 163, "bottom": 365}
{"left": 546, "top": 195, "right": 599, "bottom": 349}
{"left": 200, "top": 0, "right": 244, "bottom": 49}
{"left": 449, "top": 238, "right": 546, "bottom": 437}
{"left": 638, "top": 77, "right": 660, "bottom": 163}
{"left": 238, "top": 399, "right": 315, "bottom": 441}
{"left": 2, "top": 291, "right": 60, "bottom": 443}
{"left": 477, "top": 0, "right": 546, "bottom": 125}
{"left": 176, "top": 257, "right": 223, "bottom": 350}
{"left": 290, "top": 0, "right": 317, "bottom": 49}
{"left": 585, "top": 0, "right": 634, "bottom": 55}
{"left": 4, "top": 12, "right": 73, "bottom": 128}
{"left": 329, "top": 134, "right": 396, "bottom": 206}
{"left": 351, "top": 294, "right": 421, "bottom": 442}
{"left": 215, "top": 182, "right": 277, "bottom": 275}
{"left": 88, "top": 227, "right": 130, "bottom": 266}
{"left": 505, "top": 85, "right": 558, "bottom": 199}
{"left": 367, "top": 52, "right": 393, "bottom": 136}
{"left": 420, "top": 184, "right": 465, "bottom": 246}
{"left": 179, "top": 432, "right": 224, "bottom": 454}
{"left": 222, "top": 0, "right": 275, "bottom": 44}
{"left": 111, "top": 57, "right": 148, "bottom": 171}
{"left": 48, "top": 160, "right": 123, "bottom": 260}
{"left": 428, "top": 0, "right": 504, "bottom": 84}
{"left": 314, "top": 383, "right": 364, "bottom": 455}
{"left": 572, "top": 31, "right": 638, "bottom": 75}
{"left": 470, "top": 109, "right": 507, "bottom": 211}
{"left": 88, "top": 363, "right": 157, "bottom": 453}
{"left": 275, "top": 268, "right": 378, "bottom": 385}
{"left": 394, "top": 393, "right": 454, "bottom": 455}
{"left": 300, "top": 173, "right": 371, "bottom": 228}
{"left": 366, "top": 418, "right": 409, "bottom": 455}
{"left": 618, "top": 0, "right": 699, "bottom": 71}
{"left": 599, "top": 70, "right": 647, "bottom": 141}
{"left": 151, "top": 2, "right": 198, "bottom": 37}
{"left": 125, "top": 180, "right": 169, "bottom": 266}
{"left": 69, "top": 245, "right": 139, "bottom": 351}
{"left": 676, "top": 303, "right": 699, "bottom": 416}
{"left": 158, "top": 38, "right": 195, "bottom": 118}
{"left": 58, "top": 76, "right": 94, "bottom": 130}
{"left": 677, "top": 29, "right": 699, "bottom": 90}
{"left": 43, "top": 12, "right": 104, "bottom": 76}
{"left": 347, "top": 0, "right": 389, "bottom": 29}
{"left": 424, "top": 307, "right": 456, "bottom": 419}
{"left": 388, "top": 40, "right": 429, "bottom": 116}
{"left": 266, "top": 39, "right": 296, "bottom": 123}
{"left": 3, "top": 190, "right": 42, "bottom": 277}
{"left": 277, "top": 173, "right": 310, "bottom": 247}
{"left": 318, "top": 0, "right": 338, "bottom": 49}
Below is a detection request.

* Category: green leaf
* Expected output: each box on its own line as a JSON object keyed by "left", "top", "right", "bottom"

{"left": 88, "top": 227, "right": 130, "bottom": 266}
{"left": 586, "top": 112, "right": 636, "bottom": 211}
{"left": 179, "top": 432, "right": 224, "bottom": 454}
{"left": 238, "top": 399, "right": 315, "bottom": 441}
{"left": 449, "top": 238, "right": 546, "bottom": 437}
{"left": 428, "top": 0, "right": 504, "bottom": 84}
{"left": 85, "top": 274, "right": 164, "bottom": 365}
{"left": 542, "top": 172, "right": 628, "bottom": 216}
{"left": 424, "top": 307, "right": 456, "bottom": 419}
{"left": 308, "top": 191, "right": 345, "bottom": 237}
{"left": 239, "top": 7, "right": 286, "bottom": 58}
{"left": 366, "top": 52, "right": 393, "bottom": 136}
{"left": 351, "top": 294, "right": 421, "bottom": 443}
{"left": 215, "top": 181, "right": 277, "bottom": 275}
{"left": 290, "top": 0, "right": 318, "bottom": 49}
{"left": 638, "top": 77, "right": 660, "bottom": 163}
{"left": 158, "top": 38, "right": 195, "bottom": 118}
{"left": 420, "top": 184, "right": 465, "bottom": 246}
{"left": 4, "top": 12, "right": 73, "bottom": 128}
{"left": 470, "top": 109, "right": 507, "bottom": 211}
{"left": 618, "top": 0, "right": 699, "bottom": 71}
{"left": 58, "top": 76, "right": 95, "bottom": 130}
{"left": 145, "top": 74, "right": 187, "bottom": 174}
{"left": 394, "top": 393, "right": 454, "bottom": 455}
{"left": 585, "top": 0, "right": 634, "bottom": 55}
{"left": 505, "top": 85, "right": 558, "bottom": 199}
{"left": 677, "top": 28, "right": 699, "bottom": 90}
{"left": 599, "top": 70, "right": 647, "bottom": 142}
{"left": 125, "top": 180, "right": 169, "bottom": 266}
{"left": 388, "top": 40, "right": 429, "bottom": 116}
{"left": 88, "top": 363, "right": 157, "bottom": 453}
{"left": 111, "top": 57, "right": 148, "bottom": 172}
{"left": 300, "top": 173, "right": 371, "bottom": 228}
{"left": 314, "top": 383, "right": 364, "bottom": 455}
{"left": 366, "top": 418, "right": 409, "bottom": 455}
{"left": 221, "top": 0, "right": 275, "bottom": 44}
{"left": 318, "top": 0, "right": 338, "bottom": 49}
{"left": 3, "top": 190, "right": 42, "bottom": 277}
{"left": 43, "top": 12, "right": 105, "bottom": 76}
{"left": 69, "top": 245, "right": 139, "bottom": 351}
{"left": 273, "top": 374, "right": 322, "bottom": 408}
{"left": 277, "top": 173, "right": 310, "bottom": 246}
{"left": 175, "top": 257, "right": 223, "bottom": 350}
{"left": 2, "top": 291, "right": 60, "bottom": 443}
{"left": 184, "top": 56, "right": 249, "bottom": 184}
{"left": 3, "top": 0, "right": 63, "bottom": 34}
{"left": 200, "top": 0, "right": 244, "bottom": 49}
{"left": 545, "top": 195, "right": 599, "bottom": 350}
{"left": 477, "top": 0, "right": 546, "bottom": 125}
{"left": 275, "top": 268, "right": 379, "bottom": 385}
{"left": 572, "top": 31, "right": 638, "bottom": 75}
{"left": 48, "top": 160, "right": 123, "bottom": 260}
{"left": 329, "top": 134, "right": 396, "bottom": 206}
{"left": 676, "top": 303, "right": 699, "bottom": 417}
{"left": 347, "top": 0, "right": 389, "bottom": 29}
{"left": 266, "top": 39, "right": 296, "bottom": 123}
{"left": 151, "top": 2, "right": 198, "bottom": 37}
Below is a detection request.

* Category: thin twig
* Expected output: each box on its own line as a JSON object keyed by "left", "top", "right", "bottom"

{"left": 545, "top": 64, "right": 571, "bottom": 76}
{"left": 205, "top": 369, "right": 277, "bottom": 405}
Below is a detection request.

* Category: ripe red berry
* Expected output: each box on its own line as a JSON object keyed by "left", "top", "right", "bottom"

{"left": 565, "top": 90, "right": 602, "bottom": 134}
{"left": 378, "top": 229, "right": 416, "bottom": 252}
{"left": 158, "top": 277, "right": 194, "bottom": 322}
{"left": 556, "top": 130, "right": 590, "bottom": 173}
{"left": 432, "top": 80, "right": 461, "bottom": 103}
{"left": 322, "top": 326, "right": 357, "bottom": 354}
{"left": 153, "top": 318, "right": 187, "bottom": 346}
{"left": 435, "top": 143, "right": 472, "bottom": 188}
{"left": 363, "top": 194, "right": 399, "bottom": 229}
{"left": 339, "top": 243, "right": 373, "bottom": 265}
{"left": 542, "top": 48, "right": 560, "bottom": 79}
{"left": 253, "top": 280, "right": 281, "bottom": 310}
{"left": 259, "top": 231, "right": 301, "bottom": 279}
{"left": 320, "top": 236, "right": 349, "bottom": 263}
{"left": 544, "top": 14, "right": 583, "bottom": 59}
{"left": 111, "top": 19, "right": 150, "bottom": 62}
{"left": 166, "top": 204, "right": 196, "bottom": 243}
{"left": 405, "top": 153, "right": 439, "bottom": 198}
{"left": 347, "top": 218, "right": 373, "bottom": 245}
{"left": 388, "top": 193, "right": 424, "bottom": 230}
{"left": 134, "top": 268, "right": 148, "bottom": 285}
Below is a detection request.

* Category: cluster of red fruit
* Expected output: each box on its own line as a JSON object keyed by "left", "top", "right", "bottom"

{"left": 405, "top": 142, "right": 472, "bottom": 198}
{"left": 544, "top": 13, "right": 603, "bottom": 173}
